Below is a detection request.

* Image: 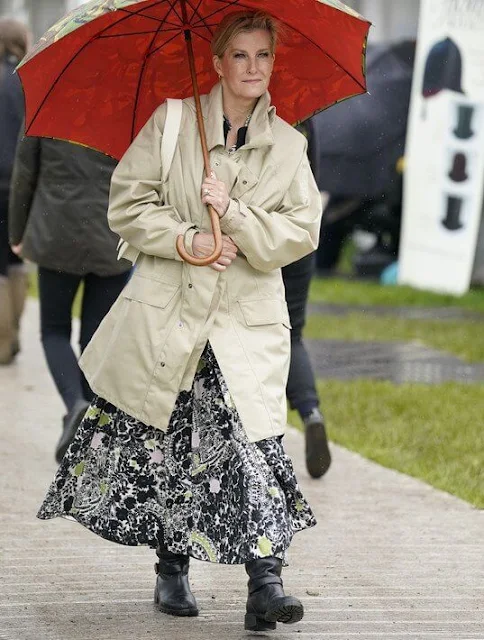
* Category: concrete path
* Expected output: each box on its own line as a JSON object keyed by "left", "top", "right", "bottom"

{"left": 0, "top": 301, "right": 483, "bottom": 640}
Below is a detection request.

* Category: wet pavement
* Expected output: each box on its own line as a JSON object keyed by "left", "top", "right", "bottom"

{"left": 307, "top": 339, "right": 484, "bottom": 384}
{"left": 308, "top": 302, "right": 484, "bottom": 322}
{"left": 306, "top": 302, "right": 484, "bottom": 384}
{"left": 0, "top": 300, "right": 483, "bottom": 640}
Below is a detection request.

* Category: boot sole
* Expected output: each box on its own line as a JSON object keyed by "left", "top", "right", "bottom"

{"left": 245, "top": 597, "right": 304, "bottom": 630}
{"left": 154, "top": 587, "right": 199, "bottom": 617}
{"left": 305, "top": 421, "right": 331, "bottom": 479}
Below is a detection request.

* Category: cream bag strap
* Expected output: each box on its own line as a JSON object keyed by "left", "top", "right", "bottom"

{"left": 117, "top": 98, "right": 183, "bottom": 265}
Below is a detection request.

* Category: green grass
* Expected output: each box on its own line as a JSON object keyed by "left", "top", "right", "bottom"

{"left": 289, "top": 380, "right": 484, "bottom": 508}
{"left": 305, "top": 313, "right": 484, "bottom": 363}
{"left": 310, "top": 277, "right": 484, "bottom": 313}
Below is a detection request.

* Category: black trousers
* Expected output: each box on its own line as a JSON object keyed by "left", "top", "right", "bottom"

{"left": 282, "top": 253, "right": 319, "bottom": 417}
{"left": 38, "top": 267, "right": 130, "bottom": 413}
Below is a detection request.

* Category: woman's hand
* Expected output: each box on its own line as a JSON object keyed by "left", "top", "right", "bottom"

{"left": 192, "top": 233, "right": 238, "bottom": 272}
{"left": 201, "top": 171, "right": 230, "bottom": 218}
{"left": 11, "top": 244, "right": 23, "bottom": 256}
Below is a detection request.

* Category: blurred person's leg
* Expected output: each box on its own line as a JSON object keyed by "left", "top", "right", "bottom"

{"left": 7, "top": 258, "right": 29, "bottom": 357}
{"left": 79, "top": 271, "right": 130, "bottom": 402}
{"left": 0, "top": 192, "right": 15, "bottom": 365}
{"left": 38, "top": 267, "right": 92, "bottom": 462}
{"left": 316, "top": 196, "right": 361, "bottom": 274}
{"left": 282, "top": 253, "right": 331, "bottom": 478}
{"left": 38, "top": 267, "right": 85, "bottom": 411}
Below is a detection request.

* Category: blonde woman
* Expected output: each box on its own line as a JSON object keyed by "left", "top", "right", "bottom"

{"left": 38, "top": 10, "right": 322, "bottom": 632}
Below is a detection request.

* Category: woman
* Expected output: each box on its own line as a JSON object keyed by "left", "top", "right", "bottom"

{"left": 38, "top": 10, "right": 322, "bottom": 633}
{"left": 0, "top": 18, "right": 30, "bottom": 365}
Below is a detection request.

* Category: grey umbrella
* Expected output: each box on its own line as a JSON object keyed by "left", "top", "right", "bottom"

{"left": 311, "top": 41, "right": 416, "bottom": 198}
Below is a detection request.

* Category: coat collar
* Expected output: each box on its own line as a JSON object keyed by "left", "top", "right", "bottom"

{"left": 204, "top": 82, "right": 276, "bottom": 152}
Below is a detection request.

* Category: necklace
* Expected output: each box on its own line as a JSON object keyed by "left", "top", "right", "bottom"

{"left": 224, "top": 111, "right": 253, "bottom": 155}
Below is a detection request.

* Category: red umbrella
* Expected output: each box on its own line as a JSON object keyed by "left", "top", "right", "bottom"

{"left": 17, "top": 0, "right": 370, "bottom": 265}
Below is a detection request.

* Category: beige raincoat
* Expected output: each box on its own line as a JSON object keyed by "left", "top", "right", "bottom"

{"left": 79, "top": 83, "right": 322, "bottom": 442}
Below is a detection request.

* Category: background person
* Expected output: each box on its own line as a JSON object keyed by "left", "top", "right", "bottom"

{"left": 0, "top": 18, "right": 30, "bottom": 365}
{"left": 284, "top": 117, "right": 331, "bottom": 479}
{"left": 37, "top": 11, "right": 321, "bottom": 633}
{"left": 9, "top": 136, "right": 131, "bottom": 462}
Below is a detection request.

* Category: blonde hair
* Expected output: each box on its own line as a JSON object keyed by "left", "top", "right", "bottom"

{"left": 211, "top": 10, "right": 279, "bottom": 58}
{"left": 0, "top": 18, "right": 30, "bottom": 61}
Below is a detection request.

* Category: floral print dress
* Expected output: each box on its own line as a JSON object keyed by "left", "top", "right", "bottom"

{"left": 38, "top": 343, "right": 316, "bottom": 564}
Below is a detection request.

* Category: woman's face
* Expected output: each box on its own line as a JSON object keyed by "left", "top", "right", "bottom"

{"left": 213, "top": 29, "right": 275, "bottom": 105}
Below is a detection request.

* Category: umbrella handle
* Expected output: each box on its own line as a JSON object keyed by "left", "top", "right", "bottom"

{"left": 176, "top": 204, "right": 223, "bottom": 265}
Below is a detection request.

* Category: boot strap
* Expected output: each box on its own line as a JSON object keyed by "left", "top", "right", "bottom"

{"left": 248, "top": 575, "right": 283, "bottom": 594}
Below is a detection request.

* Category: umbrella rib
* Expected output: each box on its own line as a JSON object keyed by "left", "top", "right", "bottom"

{"left": 117, "top": 7, "right": 180, "bottom": 27}
{"left": 190, "top": 0, "right": 241, "bottom": 28}
{"left": 191, "top": 29, "right": 212, "bottom": 45}
{"left": 146, "top": 31, "right": 180, "bottom": 58}
{"left": 191, "top": 0, "right": 205, "bottom": 21}
{"left": 130, "top": 2, "right": 180, "bottom": 141}
{"left": 184, "top": 0, "right": 213, "bottom": 34}
{"left": 26, "top": 2, "right": 173, "bottom": 134}
{"left": 212, "top": 0, "right": 368, "bottom": 92}
{"left": 98, "top": 29, "right": 179, "bottom": 38}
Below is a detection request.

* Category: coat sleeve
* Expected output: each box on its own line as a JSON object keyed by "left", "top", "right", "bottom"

{"left": 8, "top": 132, "right": 41, "bottom": 245}
{"left": 107, "top": 104, "right": 197, "bottom": 261}
{"left": 219, "top": 141, "right": 322, "bottom": 272}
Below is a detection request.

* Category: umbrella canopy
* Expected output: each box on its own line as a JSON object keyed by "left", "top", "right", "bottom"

{"left": 312, "top": 40, "right": 415, "bottom": 198}
{"left": 18, "top": 0, "right": 370, "bottom": 161}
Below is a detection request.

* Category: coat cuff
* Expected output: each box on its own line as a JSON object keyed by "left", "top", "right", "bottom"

{"left": 219, "top": 199, "right": 247, "bottom": 236}
{"left": 174, "top": 222, "right": 199, "bottom": 261}
{"left": 183, "top": 226, "right": 199, "bottom": 255}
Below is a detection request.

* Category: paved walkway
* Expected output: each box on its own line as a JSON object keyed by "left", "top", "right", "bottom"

{"left": 0, "top": 301, "right": 483, "bottom": 640}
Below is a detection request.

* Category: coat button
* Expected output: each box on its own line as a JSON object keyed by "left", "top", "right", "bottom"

{"left": 160, "top": 362, "right": 166, "bottom": 367}
{"left": 188, "top": 284, "right": 193, "bottom": 289}
{"left": 242, "top": 180, "right": 248, "bottom": 185}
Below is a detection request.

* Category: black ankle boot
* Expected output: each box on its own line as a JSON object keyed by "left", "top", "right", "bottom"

{"left": 244, "top": 557, "right": 304, "bottom": 631}
{"left": 154, "top": 546, "right": 198, "bottom": 617}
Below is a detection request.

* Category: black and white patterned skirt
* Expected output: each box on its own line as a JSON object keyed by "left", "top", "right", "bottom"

{"left": 38, "top": 343, "right": 316, "bottom": 564}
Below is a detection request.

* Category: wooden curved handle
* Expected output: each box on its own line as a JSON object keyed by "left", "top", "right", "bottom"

{"left": 176, "top": 204, "right": 223, "bottom": 265}
{"left": 177, "top": 7, "right": 224, "bottom": 267}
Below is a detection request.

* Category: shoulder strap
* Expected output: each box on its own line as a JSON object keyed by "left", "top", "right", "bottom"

{"left": 117, "top": 99, "right": 183, "bottom": 266}
{"left": 162, "top": 98, "right": 183, "bottom": 182}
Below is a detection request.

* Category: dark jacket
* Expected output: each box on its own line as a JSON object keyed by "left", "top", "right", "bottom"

{"left": 0, "top": 57, "right": 24, "bottom": 194}
{"left": 9, "top": 136, "right": 130, "bottom": 276}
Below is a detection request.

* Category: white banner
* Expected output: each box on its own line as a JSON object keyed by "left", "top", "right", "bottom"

{"left": 399, "top": 0, "right": 484, "bottom": 295}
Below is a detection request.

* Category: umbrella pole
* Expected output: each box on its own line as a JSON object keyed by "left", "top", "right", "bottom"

{"left": 176, "top": 3, "right": 223, "bottom": 266}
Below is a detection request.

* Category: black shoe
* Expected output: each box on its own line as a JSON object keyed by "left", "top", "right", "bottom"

{"left": 303, "top": 408, "right": 332, "bottom": 479}
{"left": 244, "top": 557, "right": 304, "bottom": 631}
{"left": 154, "top": 547, "right": 198, "bottom": 617}
{"left": 55, "top": 399, "right": 89, "bottom": 463}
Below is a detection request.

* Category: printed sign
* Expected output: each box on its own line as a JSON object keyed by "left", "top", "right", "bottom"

{"left": 399, "top": 0, "right": 484, "bottom": 295}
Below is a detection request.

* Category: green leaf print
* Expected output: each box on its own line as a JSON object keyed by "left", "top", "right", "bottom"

{"left": 74, "top": 461, "right": 85, "bottom": 477}
{"left": 257, "top": 536, "right": 273, "bottom": 556}
{"left": 98, "top": 412, "right": 110, "bottom": 428}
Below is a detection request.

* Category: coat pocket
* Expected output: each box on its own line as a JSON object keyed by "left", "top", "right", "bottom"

{"left": 238, "top": 298, "right": 291, "bottom": 329}
{"left": 122, "top": 274, "right": 180, "bottom": 308}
